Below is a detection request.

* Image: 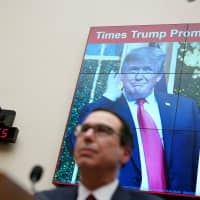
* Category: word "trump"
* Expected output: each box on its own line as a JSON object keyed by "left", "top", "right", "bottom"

{"left": 131, "top": 30, "right": 166, "bottom": 40}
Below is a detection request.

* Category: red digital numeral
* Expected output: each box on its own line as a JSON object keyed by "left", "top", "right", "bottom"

{"left": 0, "top": 128, "right": 8, "bottom": 138}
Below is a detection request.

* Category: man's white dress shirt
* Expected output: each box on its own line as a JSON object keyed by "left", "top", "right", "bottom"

{"left": 77, "top": 179, "right": 119, "bottom": 200}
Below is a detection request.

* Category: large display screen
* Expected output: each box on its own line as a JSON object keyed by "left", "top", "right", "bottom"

{"left": 53, "top": 24, "right": 200, "bottom": 198}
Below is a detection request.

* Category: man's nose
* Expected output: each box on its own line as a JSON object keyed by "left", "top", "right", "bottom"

{"left": 83, "top": 128, "right": 96, "bottom": 139}
{"left": 135, "top": 71, "right": 144, "bottom": 80}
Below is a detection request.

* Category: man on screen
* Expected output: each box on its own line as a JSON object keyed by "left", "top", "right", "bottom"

{"left": 35, "top": 109, "right": 164, "bottom": 200}
{"left": 74, "top": 45, "right": 200, "bottom": 194}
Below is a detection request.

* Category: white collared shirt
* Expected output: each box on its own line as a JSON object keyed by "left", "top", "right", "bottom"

{"left": 77, "top": 179, "right": 119, "bottom": 200}
{"left": 125, "top": 91, "right": 164, "bottom": 190}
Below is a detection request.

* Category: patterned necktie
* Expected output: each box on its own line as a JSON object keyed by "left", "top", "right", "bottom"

{"left": 86, "top": 194, "right": 96, "bottom": 200}
{"left": 137, "top": 99, "right": 166, "bottom": 190}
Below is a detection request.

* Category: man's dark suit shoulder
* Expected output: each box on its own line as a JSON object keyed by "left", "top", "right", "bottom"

{"left": 113, "top": 186, "right": 164, "bottom": 200}
{"left": 34, "top": 186, "right": 77, "bottom": 200}
{"left": 35, "top": 185, "right": 165, "bottom": 200}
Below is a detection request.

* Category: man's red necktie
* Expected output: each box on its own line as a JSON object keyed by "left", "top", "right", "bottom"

{"left": 86, "top": 194, "right": 96, "bottom": 200}
{"left": 137, "top": 99, "right": 166, "bottom": 190}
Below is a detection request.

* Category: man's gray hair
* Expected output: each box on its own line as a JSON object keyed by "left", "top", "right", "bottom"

{"left": 121, "top": 46, "right": 166, "bottom": 73}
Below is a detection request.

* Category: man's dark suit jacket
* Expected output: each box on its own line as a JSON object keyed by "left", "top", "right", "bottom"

{"left": 70, "top": 92, "right": 200, "bottom": 194}
{"left": 35, "top": 185, "right": 164, "bottom": 200}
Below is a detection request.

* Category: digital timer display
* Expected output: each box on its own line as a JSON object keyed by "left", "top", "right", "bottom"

{"left": 0, "top": 125, "right": 18, "bottom": 143}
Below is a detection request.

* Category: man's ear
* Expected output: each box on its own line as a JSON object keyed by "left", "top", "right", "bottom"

{"left": 119, "top": 146, "right": 132, "bottom": 165}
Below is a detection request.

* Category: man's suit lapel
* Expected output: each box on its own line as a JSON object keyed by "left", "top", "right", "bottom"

{"left": 156, "top": 93, "right": 177, "bottom": 167}
{"left": 115, "top": 96, "right": 141, "bottom": 172}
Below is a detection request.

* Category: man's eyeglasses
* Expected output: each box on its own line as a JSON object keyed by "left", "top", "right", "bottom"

{"left": 74, "top": 123, "right": 119, "bottom": 137}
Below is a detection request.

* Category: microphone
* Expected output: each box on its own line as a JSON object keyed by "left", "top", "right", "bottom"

{"left": 29, "top": 165, "right": 43, "bottom": 193}
{"left": 29, "top": 165, "right": 51, "bottom": 200}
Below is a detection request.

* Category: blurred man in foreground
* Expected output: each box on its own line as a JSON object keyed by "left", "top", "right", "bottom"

{"left": 35, "top": 109, "right": 164, "bottom": 200}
